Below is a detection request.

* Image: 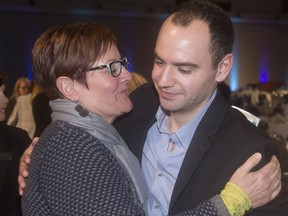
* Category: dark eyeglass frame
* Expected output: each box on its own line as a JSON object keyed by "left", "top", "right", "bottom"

{"left": 87, "top": 57, "right": 128, "bottom": 77}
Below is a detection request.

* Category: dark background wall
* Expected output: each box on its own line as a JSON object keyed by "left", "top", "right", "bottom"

{"left": 0, "top": 1, "right": 288, "bottom": 96}
{"left": 228, "top": 18, "right": 288, "bottom": 91}
{"left": 0, "top": 7, "right": 162, "bottom": 95}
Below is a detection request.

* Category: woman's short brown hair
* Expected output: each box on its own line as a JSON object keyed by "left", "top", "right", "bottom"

{"left": 32, "top": 22, "right": 117, "bottom": 99}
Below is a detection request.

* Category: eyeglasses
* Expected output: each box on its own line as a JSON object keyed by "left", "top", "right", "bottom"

{"left": 88, "top": 57, "right": 128, "bottom": 77}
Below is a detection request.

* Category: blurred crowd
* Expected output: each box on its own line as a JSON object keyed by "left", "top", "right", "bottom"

{"left": 223, "top": 82, "right": 288, "bottom": 173}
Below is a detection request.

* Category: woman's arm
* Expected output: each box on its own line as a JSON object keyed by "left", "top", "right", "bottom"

{"left": 19, "top": 140, "right": 281, "bottom": 215}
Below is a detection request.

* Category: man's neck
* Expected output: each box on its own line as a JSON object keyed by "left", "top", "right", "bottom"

{"left": 166, "top": 91, "right": 217, "bottom": 132}
{"left": 167, "top": 107, "right": 203, "bottom": 132}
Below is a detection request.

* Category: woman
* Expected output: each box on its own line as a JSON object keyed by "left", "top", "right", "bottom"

{"left": 5, "top": 77, "right": 30, "bottom": 122}
{"left": 21, "top": 22, "right": 147, "bottom": 216}
{"left": 7, "top": 91, "right": 36, "bottom": 138}
{"left": 0, "top": 73, "right": 31, "bottom": 215}
{"left": 21, "top": 23, "right": 280, "bottom": 216}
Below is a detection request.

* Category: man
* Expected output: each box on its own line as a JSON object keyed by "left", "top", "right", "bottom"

{"left": 114, "top": 0, "right": 288, "bottom": 215}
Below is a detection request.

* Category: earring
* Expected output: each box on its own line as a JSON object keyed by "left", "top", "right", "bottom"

{"left": 75, "top": 104, "right": 89, "bottom": 117}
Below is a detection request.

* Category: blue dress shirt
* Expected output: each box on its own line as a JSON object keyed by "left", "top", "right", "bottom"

{"left": 142, "top": 91, "right": 216, "bottom": 216}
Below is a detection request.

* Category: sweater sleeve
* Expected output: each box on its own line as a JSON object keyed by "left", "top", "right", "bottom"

{"left": 173, "top": 195, "right": 229, "bottom": 216}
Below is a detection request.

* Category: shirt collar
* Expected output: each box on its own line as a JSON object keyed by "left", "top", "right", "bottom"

{"left": 155, "top": 90, "right": 217, "bottom": 150}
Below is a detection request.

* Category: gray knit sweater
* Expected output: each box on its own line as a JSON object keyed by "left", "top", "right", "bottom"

{"left": 22, "top": 120, "right": 145, "bottom": 215}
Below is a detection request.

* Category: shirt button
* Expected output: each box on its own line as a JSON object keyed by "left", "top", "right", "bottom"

{"left": 155, "top": 205, "right": 160, "bottom": 209}
{"left": 158, "top": 173, "right": 162, "bottom": 177}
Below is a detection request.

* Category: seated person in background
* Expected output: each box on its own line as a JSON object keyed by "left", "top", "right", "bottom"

{"left": 20, "top": 22, "right": 281, "bottom": 215}
{"left": 0, "top": 73, "right": 31, "bottom": 216}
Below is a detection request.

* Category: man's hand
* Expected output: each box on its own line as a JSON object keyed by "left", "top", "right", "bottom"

{"left": 229, "top": 153, "right": 281, "bottom": 208}
{"left": 18, "top": 137, "right": 39, "bottom": 195}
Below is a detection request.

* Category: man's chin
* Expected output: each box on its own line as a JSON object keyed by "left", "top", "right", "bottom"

{"left": 159, "top": 99, "right": 177, "bottom": 111}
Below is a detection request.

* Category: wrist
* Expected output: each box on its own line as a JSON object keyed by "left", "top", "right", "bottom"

{"left": 220, "top": 182, "right": 252, "bottom": 216}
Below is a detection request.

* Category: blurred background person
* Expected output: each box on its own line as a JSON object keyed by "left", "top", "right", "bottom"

{"left": 7, "top": 82, "right": 36, "bottom": 138}
{"left": 128, "top": 72, "right": 148, "bottom": 94}
{"left": 5, "top": 77, "right": 31, "bottom": 122}
{"left": 0, "top": 72, "right": 31, "bottom": 216}
{"left": 31, "top": 83, "right": 52, "bottom": 137}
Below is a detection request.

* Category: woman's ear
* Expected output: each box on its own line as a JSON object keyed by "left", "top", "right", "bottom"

{"left": 56, "top": 76, "right": 79, "bottom": 101}
{"left": 216, "top": 53, "right": 233, "bottom": 83}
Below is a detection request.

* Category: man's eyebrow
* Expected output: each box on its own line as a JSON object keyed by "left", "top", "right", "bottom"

{"left": 154, "top": 52, "right": 199, "bottom": 68}
{"left": 174, "top": 62, "right": 199, "bottom": 68}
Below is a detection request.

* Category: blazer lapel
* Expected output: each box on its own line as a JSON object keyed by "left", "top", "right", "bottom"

{"left": 169, "top": 90, "right": 230, "bottom": 212}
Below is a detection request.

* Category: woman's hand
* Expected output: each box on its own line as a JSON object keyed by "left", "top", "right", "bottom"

{"left": 18, "top": 137, "right": 39, "bottom": 195}
{"left": 229, "top": 153, "right": 281, "bottom": 208}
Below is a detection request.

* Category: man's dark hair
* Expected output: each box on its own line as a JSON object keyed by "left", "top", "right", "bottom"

{"left": 169, "top": 0, "right": 235, "bottom": 69}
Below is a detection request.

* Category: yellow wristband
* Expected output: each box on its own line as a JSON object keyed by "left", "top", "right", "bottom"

{"left": 220, "top": 182, "right": 252, "bottom": 216}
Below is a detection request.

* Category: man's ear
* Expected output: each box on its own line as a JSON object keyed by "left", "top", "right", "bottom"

{"left": 56, "top": 76, "right": 79, "bottom": 101}
{"left": 216, "top": 53, "right": 233, "bottom": 83}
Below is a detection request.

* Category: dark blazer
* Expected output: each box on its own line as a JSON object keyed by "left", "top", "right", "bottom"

{"left": 0, "top": 123, "right": 31, "bottom": 215}
{"left": 114, "top": 83, "right": 288, "bottom": 216}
